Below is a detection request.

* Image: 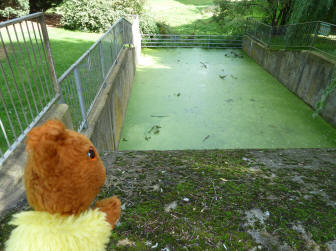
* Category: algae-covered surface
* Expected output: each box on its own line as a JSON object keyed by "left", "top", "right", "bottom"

{"left": 1, "top": 149, "right": 336, "bottom": 250}
{"left": 119, "top": 48, "right": 336, "bottom": 150}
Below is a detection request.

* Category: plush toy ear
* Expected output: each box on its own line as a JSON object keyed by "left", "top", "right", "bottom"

{"left": 26, "top": 120, "right": 67, "bottom": 175}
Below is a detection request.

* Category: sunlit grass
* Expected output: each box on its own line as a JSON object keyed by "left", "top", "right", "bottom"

{"left": 146, "top": 0, "right": 224, "bottom": 34}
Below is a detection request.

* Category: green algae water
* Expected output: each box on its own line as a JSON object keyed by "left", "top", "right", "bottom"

{"left": 119, "top": 48, "right": 336, "bottom": 150}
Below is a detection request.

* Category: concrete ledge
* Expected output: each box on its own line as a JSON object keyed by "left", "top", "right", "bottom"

{"left": 0, "top": 103, "right": 73, "bottom": 216}
{"left": 82, "top": 47, "right": 136, "bottom": 153}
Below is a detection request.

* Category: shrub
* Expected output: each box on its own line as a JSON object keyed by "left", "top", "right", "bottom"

{"left": 139, "top": 14, "right": 159, "bottom": 34}
{"left": 59, "top": 0, "right": 145, "bottom": 33}
{"left": 0, "top": 0, "right": 29, "bottom": 20}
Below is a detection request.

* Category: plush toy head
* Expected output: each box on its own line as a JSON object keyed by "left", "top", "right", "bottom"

{"left": 25, "top": 120, "right": 106, "bottom": 215}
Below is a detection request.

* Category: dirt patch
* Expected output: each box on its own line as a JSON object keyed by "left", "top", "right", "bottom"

{"left": 44, "top": 13, "right": 63, "bottom": 28}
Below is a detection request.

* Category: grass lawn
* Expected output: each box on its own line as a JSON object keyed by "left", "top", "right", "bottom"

{"left": 146, "top": 0, "right": 224, "bottom": 34}
{"left": 0, "top": 25, "right": 101, "bottom": 155}
{"left": 1, "top": 149, "right": 336, "bottom": 250}
{"left": 48, "top": 27, "right": 102, "bottom": 77}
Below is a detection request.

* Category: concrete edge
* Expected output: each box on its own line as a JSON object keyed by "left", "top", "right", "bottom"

{"left": 81, "top": 47, "right": 130, "bottom": 140}
{"left": 0, "top": 103, "right": 73, "bottom": 216}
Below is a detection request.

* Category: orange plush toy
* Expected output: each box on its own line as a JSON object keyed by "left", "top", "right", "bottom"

{"left": 5, "top": 120, "right": 121, "bottom": 251}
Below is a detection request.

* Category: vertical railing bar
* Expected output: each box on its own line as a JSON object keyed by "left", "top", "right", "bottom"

{"left": 0, "top": 114, "right": 11, "bottom": 147}
{"left": 4, "top": 26, "right": 34, "bottom": 120}
{"left": 311, "top": 21, "right": 320, "bottom": 50}
{"left": 0, "top": 90, "right": 17, "bottom": 143}
{"left": 0, "top": 30, "right": 29, "bottom": 127}
{"left": 67, "top": 76, "right": 80, "bottom": 129}
{"left": 29, "top": 20, "right": 50, "bottom": 102}
{"left": 12, "top": 23, "right": 39, "bottom": 114}
{"left": 35, "top": 19, "right": 54, "bottom": 99}
{"left": 74, "top": 67, "right": 88, "bottom": 129}
{"left": 0, "top": 60, "right": 23, "bottom": 135}
{"left": 39, "top": 14, "right": 60, "bottom": 96}
{"left": 21, "top": 21, "right": 44, "bottom": 107}
{"left": 64, "top": 79, "right": 76, "bottom": 116}
{"left": 99, "top": 41, "right": 105, "bottom": 81}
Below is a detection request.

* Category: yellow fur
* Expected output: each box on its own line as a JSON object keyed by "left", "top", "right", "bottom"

{"left": 5, "top": 208, "right": 112, "bottom": 251}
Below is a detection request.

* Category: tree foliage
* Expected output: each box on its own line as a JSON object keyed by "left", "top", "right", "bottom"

{"left": 0, "top": 0, "right": 29, "bottom": 20}
{"left": 290, "top": 0, "right": 336, "bottom": 24}
{"left": 214, "top": 0, "right": 336, "bottom": 28}
{"left": 59, "top": 0, "right": 145, "bottom": 32}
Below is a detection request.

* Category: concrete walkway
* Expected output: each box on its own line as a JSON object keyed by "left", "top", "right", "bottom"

{"left": 119, "top": 48, "right": 336, "bottom": 150}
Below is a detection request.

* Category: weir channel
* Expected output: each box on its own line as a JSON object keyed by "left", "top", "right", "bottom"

{"left": 119, "top": 48, "right": 336, "bottom": 150}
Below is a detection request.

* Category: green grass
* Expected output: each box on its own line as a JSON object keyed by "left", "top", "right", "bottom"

{"left": 48, "top": 27, "right": 102, "bottom": 77}
{"left": 146, "top": 0, "right": 225, "bottom": 34}
{"left": 0, "top": 26, "right": 101, "bottom": 155}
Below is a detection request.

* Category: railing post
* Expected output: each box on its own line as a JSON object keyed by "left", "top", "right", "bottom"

{"left": 310, "top": 21, "right": 320, "bottom": 50}
{"left": 99, "top": 41, "right": 105, "bottom": 81}
{"left": 267, "top": 26, "right": 272, "bottom": 48}
{"left": 39, "top": 14, "right": 63, "bottom": 102}
{"left": 74, "top": 67, "right": 88, "bottom": 129}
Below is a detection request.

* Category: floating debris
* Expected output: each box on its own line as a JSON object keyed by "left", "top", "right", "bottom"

{"left": 200, "top": 61, "right": 208, "bottom": 68}
{"left": 151, "top": 115, "right": 169, "bottom": 118}
{"left": 225, "top": 98, "right": 234, "bottom": 103}
{"left": 121, "top": 138, "right": 128, "bottom": 142}
{"left": 202, "top": 135, "right": 210, "bottom": 142}
{"left": 219, "top": 74, "right": 227, "bottom": 79}
{"left": 177, "top": 92, "right": 181, "bottom": 97}
{"left": 145, "top": 136, "right": 151, "bottom": 141}
{"left": 148, "top": 125, "right": 161, "bottom": 134}
{"left": 231, "top": 74, "right": 238, "bottom": 79}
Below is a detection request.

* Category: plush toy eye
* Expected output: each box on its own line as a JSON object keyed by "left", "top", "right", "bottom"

{"left": 88, "top": 147, "right": 96, "bottom": 160}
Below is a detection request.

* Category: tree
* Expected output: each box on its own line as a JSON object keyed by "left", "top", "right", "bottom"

{"left": 289, "top": 0, "right": 336, "bottom": 24}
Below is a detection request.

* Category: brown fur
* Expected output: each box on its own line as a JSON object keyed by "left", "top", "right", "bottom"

{"left": 25, "top": 120, "right": 121, "bottom": 227}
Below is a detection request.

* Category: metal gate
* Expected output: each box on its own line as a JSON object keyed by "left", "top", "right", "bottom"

{"left": 142, "top": 34, "right": 242, "bottom": 48}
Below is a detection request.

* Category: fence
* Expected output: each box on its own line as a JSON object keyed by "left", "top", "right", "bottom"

{"left": 0, "top": 13, "right": 59, "bottom": 165}
{"left": 142, "top": 34, "right": 242, "bottom": 48}
{"left": 0, "top": 14, "right": 134, "bottom": 165}
{"left": 246, "top": 18, "right": 336, "bottom": 59}
{"left": 58, "top": 18, "right": 133, "bottom": 131}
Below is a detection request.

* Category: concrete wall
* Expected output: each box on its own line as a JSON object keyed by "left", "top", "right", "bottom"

{"left": 243, "top": 36, "right": 336, "bottom": 127}
{"left": 0, "top": 104, "right": 73, "bottom": 215}
{"left": 82, "top": 47, "right": 136, "bottom": 152}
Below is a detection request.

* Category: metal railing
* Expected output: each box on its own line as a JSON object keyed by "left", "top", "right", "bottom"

{"left": 142, "top": 34, "right": 243, "bottom": 48}
{"left": 0, "top": 12, "right": 59, "bottom": 165}
{"left": 58, "top": 18, "right": 133, "bottom": 131}
{"left": 246, "top": 18, "right": 336, "bottom": 59}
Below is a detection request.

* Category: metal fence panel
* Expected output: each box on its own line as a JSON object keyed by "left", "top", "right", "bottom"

{"left": 0, "top": 13, "right": 59, "bottom": 165}
{"left": 142, "top": 34, "right": 243, "bottom": 48}
{"left": 58, "top": 18, "right": 133, "bottom": 131}
{"left": 247, "top": 18, "right": 336, "bottom": 59}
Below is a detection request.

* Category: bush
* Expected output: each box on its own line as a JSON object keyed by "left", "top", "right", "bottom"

{"left": 0, "top": 0, "right": 29, "bottom": 20}
{"left": 29, "top": 0, "right": 63, "bottom": 13}
{"left": 213, "top": 0, "right": 255, "bottom": 35}
{"left": 139, "top": 14, "right": 159, "bottom": 34}
{"left": 59, "top": 0, "right": 145, "bottom": 33}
